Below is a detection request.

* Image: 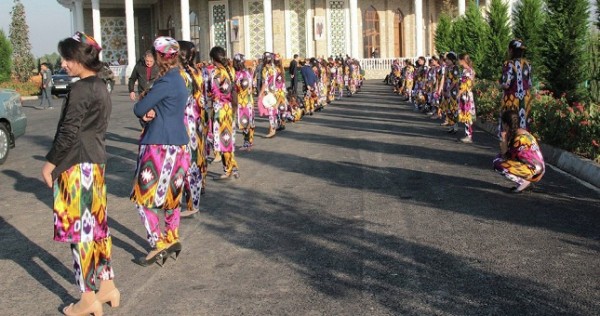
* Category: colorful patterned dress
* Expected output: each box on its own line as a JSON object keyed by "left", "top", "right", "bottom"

{"left": 414, "top": 64, "right": 428, "bottom": 108}
{"left": 209, "top": 63, "right": 239, "bottom": 176}
{"left": 236, "top": 68, "right": 255, "bottom": 148}
{"left": 443, "top": 64, "right": 460, "bottom": 125}
{"left": 274, "top": 67, "right": 288, "bottom": 127}
{"left": 328, "top": 62, "right": 337, "bottom": 102}
{"left": 262, "top": 64, "right": 280, "bottom": 130}
{"left": 48, "top": 75, "right": 114, "bottom": 293}
{"left": 458, "top": 67, "right": 476, "bottom": 138}
{"left": 180, "top": 68, "right": 205, "bottom": 212}
{"left": 336, "top": 63, "right": 345, "bottom": 97}
{"left": 501, "top": 58, "right": 533, "bottom": 130}
{"left": 493, "top": 131, "right": 545, "bottom": 186}
{"left": 403, "top": 65, "right": 415, "bottom": 99}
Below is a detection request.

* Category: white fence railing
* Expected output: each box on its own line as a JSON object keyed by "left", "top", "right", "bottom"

{"left": 357, "top": 57, "right": 420, "bottom": 71}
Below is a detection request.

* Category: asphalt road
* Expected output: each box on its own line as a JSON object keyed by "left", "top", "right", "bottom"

{"left": 1, "top": 82, "right": 599, "bottom": 315}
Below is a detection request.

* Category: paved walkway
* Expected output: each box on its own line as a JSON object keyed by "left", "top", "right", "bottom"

{"left": 1, "top": 82, "right": 599, "bottom": 315}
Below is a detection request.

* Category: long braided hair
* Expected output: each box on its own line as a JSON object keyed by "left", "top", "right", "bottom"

{"left": 501, "top": 110, "right": 521, "bottom": 148}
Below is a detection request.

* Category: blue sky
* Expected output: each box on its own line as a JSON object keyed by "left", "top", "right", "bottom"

{"left": 0, "top": 0, "right": 71, "bottom": 58}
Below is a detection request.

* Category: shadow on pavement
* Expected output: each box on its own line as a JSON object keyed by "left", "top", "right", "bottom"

{"left": 0, "top": 216, "right": 76, "bottom": 303}
{"left": 199, "top": 186, "right": 597, "bottom": 315}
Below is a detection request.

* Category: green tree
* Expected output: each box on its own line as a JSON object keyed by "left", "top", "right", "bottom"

{"left": 9, "top": 0, "right": 35, "bottom": 82}
{"left": 0, "top": 30, "right": 12, "bottom": 83}
{"left": 435, "top": 12, "right": 454, "bottom": 55}
{"left": 513, "top": 0, "right": 547, "bottom": 86}
{"left": 542, "top": 0, "right": 591, "bottom": 101}
{"left": 597, "top": 0, "right": 600, "bottom": 30}
{"left": 453, "top": 0, "right": 490, "bottom": 75}
{"left": 483, "top": 0, "right": 511, "bottom": 80}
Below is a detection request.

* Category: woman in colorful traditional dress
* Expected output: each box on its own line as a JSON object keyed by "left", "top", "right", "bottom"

{"left": 208, "top": 46, "right": 239, "bottom": 179}
{"left": 233, "top": 53, "right": 255, "bottom": 150}
{"left": 131, "top": 37, "right": 190, "bottom": 266}
{"left": 42, "top": 31, "right": 119, "bottom": 316}
{"left": 178, "top": 41, "right": 205, "bottom": 218}
{"left": 348, "top": 59, "right": 360, "bottom": 96}
{"left": 457, "top": 53, "right": 477, "bottom": 143}
{"left": 336, "top": 58, "right": 345, "bottom": 98}
{"left": 402, "top": 59, "right": 415, "bottom": 102}
{"left": 500, "top": 39, "right": 533, "bottom": 135}
{"left": 432, "top": 55, "right": 446, "bottom": 120}
{"left": 259, "top": 52, "right": 280, "bottom": 138}
{"left": 425, "top": 56, "right": 440, "bottom": 117}
{"left": 443, "top": 52, "right": 460, "bottom": 133}
{"left": 413, "top": 56, "right": 428, "bottom": 111}
{"left": 494, "top": 110, "right": 545, "bottom": 192}
{"left": 327, "top": 57, "right": 338, "bottom": 103}
{"left": 274, "top": 54, "right": 289, "bottom": 129}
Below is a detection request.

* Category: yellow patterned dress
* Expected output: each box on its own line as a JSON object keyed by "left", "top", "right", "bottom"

{"left": 210, "top": 64, "right": 239, "bottom": 176}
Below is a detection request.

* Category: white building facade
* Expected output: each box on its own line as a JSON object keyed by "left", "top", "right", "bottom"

{"left": 57, "top": 0, "right": 511, "bottom": 75}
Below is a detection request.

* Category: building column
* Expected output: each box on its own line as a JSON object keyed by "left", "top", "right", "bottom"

{"left": 125, "top": 0, "right": 136, "bottom": 76}
{"left": 414, "top": 0, "right": 423, "bottom": 56}
{"left": 349, "top": 0, "right": 359, "bottom": 57}
{"left": 73, "top": 0, "right": 84, "bottom": 32}
{"left": 180, "top": 0, "right": 191, "bottom": 41}
{"left": 458, "top": 0, "right": 466, "bottom": 15}
{"left": 306, "top": 0, "right": 314, "bottom": 57}
{"left": 263, "top": 0, "right": 273, "bottom": 52}
{"left": 92, "top": 0, "right": 103, "bottom": 60}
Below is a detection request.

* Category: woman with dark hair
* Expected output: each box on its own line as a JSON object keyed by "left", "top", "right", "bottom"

{"left": 457, "top": 53, "right": 476, "bottom": 143}
{"left": 178, "top": 40, "right": 206, "bottom": 218}
{"left": 208, "top": 46, "right": 239, "bottom": 179}
{"left": 442, "top": 52, "right": 460, "bottom": 133}
{"left": 233, "top": 53, "right": 256, "bottom": 150}
{"left": 493, "top": 110, "right": 545, "bottom": 192}
{"left": 500, "top": 39, "right": 532, "bottom": 134}
{"left": 42, "top": 31, "right": 119, "bottom": 315}
{"left": 131, "top": 37, "right": 190, "bottom": 266}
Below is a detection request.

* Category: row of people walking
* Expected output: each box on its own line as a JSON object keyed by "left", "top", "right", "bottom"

{"left": 384, "top": 39, "right": 545, "bottom": 194}
{"left": 41, "top": 31, "right": 364, "bottom": 315}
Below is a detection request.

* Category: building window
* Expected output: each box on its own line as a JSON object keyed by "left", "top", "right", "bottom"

{"left": 363, "top": 6, "right": 380, "bottom": 58}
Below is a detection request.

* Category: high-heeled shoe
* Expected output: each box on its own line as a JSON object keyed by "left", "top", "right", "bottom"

{"left": 166, "top": 241, "right": 182, "bottom": 261}
{"left": 134, "top": 249, "right": 168, "bottom": 267}
{"left": 62, "top": 300, "right": 103, "bottom": 316}
{"left": 96, "top": 288, "right": 120, "bottom": 308}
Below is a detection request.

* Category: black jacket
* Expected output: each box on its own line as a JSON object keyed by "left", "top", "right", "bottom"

{"left": 46, "top": 76, "right": 112, "bottom": 179}
{"left": 289, "top": 59, "right": 298, "bottom": 78}
{"left": 128, "top": 60, "right": 159, "bottom": 93}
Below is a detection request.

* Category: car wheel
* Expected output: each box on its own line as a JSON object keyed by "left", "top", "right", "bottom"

{"left": 106, "top": 80, "right": 114, "bottom": 94}
{"left": 0, "top": 123, "right": 10, "bottom": 165}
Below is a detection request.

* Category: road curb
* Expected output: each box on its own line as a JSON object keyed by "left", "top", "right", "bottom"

{"left": 475, "top": 119, "right": 600, "bottom": 188}
{"left": 21, "top": 96, "right": 39, "bottom": 101}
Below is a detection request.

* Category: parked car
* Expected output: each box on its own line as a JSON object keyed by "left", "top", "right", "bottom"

{"left": 51, "top": 64, "right": 115, "bottom": 96}
{"left": 0, "top": 89, "right": 27, "bottom": 165}
{"left": 51, "top": 68, "right": 79, "bottom": 96}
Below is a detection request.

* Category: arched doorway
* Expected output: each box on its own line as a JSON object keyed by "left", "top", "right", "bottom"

{"left": 394, "top": 9, "right": 404, "bottom": 57}
{"left": 363, "top": 6, "right": 380, "bottom": 58}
